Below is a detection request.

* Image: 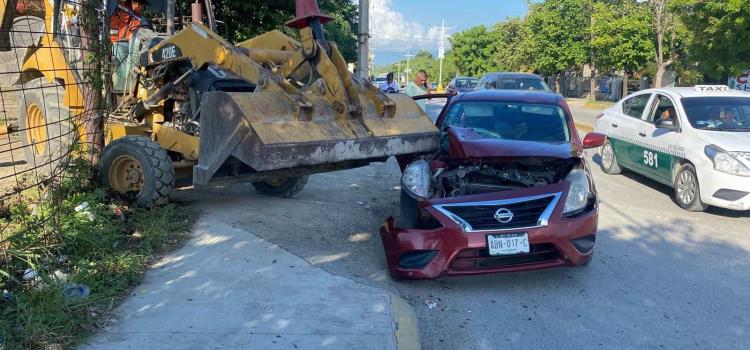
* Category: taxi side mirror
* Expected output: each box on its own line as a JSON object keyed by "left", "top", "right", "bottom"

{"left": 656, "top": 118, "right": 675, "bottom": 129}
{"left": 582, "top": 132, "right": 606, "bottom": 149}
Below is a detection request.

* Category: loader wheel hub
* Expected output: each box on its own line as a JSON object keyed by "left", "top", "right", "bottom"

{"left": 25, "top": 103, "right": 47, "bottom": 156}
{"left": 109, "top": 155, "right": 145, "bottom": 193}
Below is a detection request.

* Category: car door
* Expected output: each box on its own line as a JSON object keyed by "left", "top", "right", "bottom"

{"left": 609, "top": 93, "right": 653, "bottom": 170}
{"left": 636, "top": 93, "right": 683, "bottom": 185}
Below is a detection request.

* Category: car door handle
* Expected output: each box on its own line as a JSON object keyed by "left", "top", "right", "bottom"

{"left": 638, "top": 132, "right": 647, "bottom": 137}
{"left": 611, "top": 123, "right": 618, "bottom": 128}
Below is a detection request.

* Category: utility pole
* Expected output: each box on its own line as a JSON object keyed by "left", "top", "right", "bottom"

{"left": 404, "top": 51, "right": 414, "bottom": 82}
{"left": 358, "top": 0, "right": 370, "bottom": 80}
{"left": 397, "top": 61, "right": 401, "bottom": 84}
{"left": 436, "top": 19, "right": 453, "bottom": 91}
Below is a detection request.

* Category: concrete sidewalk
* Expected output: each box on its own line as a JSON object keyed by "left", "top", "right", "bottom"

{"left": 81, "top": 217, "right": 414, "bottom": 350}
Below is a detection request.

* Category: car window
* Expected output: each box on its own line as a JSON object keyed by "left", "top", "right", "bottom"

{"left": 442, "top": 101, "right": 570, "bottom": 142}
{"left": 483, "top": 78, "right": 497, "bottom": 89}
{"left": 682, "top": 97, "right": 750, "bottom": 131}
{"left": 456, "top": 78, "right": 478, "bottom": 88}
{"left": 498, "top": 78, "right": 550, "bottom": 91}
{"left": 622, "top": 94, "right": 651, "bottom": 119}
{"left": 647, "top": 94, "right": 678, "bottom": 125}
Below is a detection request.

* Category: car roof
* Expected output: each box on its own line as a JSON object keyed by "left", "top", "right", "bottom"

{"left": 454, "top": 89, "right": 563, "bottom": 105}
{"left": 481, "top": 72, "right": 543, "bottom": 79}
{"left": 638, "top": 87, "right": 750, "bottom": 99}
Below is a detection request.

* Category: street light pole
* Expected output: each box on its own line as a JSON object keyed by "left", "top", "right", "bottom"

{"left": 436, "top": 19, "right": 453, "bottom": 91}
{"left": 358, "top": 0, "right": 370, "bottom": 80}
{"left": 404, "top": 51, "right": 414, "bottom": 82}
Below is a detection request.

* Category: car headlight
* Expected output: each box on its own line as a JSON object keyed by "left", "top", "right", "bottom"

{"left": 704, "top": 145, "right": 750, "bottom": 177}
{"left": 563, "top": 169, "right": 593, "bottom": 215}
{"left": 402, "top": 159, "right": 431, "bottom": 199}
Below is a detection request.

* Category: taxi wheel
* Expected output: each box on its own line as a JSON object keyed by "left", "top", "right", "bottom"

{"left": 674, "top": 163, "right": 707, "bottom": 212}
{"left": 600, "top": 139, "right": 622, "bottom": 175}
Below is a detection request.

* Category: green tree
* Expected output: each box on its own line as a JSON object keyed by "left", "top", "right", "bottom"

{"left": 212, "top": 0, "right": 359, "bottom": 62}
{"left": 493, "top": 18, "right": 532, "bottom": 72}
{"left": 648, "top": 0, "right": 682, "bottom": 87}
{"left": 524, "top": 0, "right": 592, "bottom": 89}
{"left": 591, "top": 1, "right": 655, "bottom": 95}
{"left": 448, "top": 25, "right": 500, "bottom": 77}
{"left": 676, "top": 0, "right": 750, "bottom": 80}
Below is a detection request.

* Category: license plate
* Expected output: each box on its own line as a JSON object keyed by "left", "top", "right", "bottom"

{"left": 487, "top": 233, "right": 530, "bottom": 256}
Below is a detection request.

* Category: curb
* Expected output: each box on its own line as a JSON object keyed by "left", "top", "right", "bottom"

{"left": 389, "top": 292, "right": 421, "bottom": 350}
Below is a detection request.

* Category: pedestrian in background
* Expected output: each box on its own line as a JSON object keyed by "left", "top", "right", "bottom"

{"left": 380, "top": 72, "right": 400, "bottom": 93}
{"left": 405, "top": 70, "right": 431, "bottom": 110}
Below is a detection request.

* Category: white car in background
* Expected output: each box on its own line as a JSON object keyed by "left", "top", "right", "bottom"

{"left": 595, "top": 85, "right": 750, "bottom": 211}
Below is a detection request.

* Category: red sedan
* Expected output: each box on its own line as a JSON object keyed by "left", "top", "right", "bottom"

{"left": 380, "top": 90, "right": 606, "bottom": 279}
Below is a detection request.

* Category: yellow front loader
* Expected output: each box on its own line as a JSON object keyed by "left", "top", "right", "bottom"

{"left": 4, "top": 0, "right": 438, "bottom": 206}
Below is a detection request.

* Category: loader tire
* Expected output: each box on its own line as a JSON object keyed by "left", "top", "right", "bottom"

{"left": 252, "top": 176, "right": 308, "bottom": 198}
{"left": 101, "top": 136, "right": 174, "bottom": 208}
{"left": 17, "top": 78, "right": 75, "bottom": 178}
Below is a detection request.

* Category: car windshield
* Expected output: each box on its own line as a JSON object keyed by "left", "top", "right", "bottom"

{"left": 682, "top": 97, "right": 750, "bottom": 131}
{"left": 442, "top": 101, "right": 570, "bottom": 142}
{"left": 455, "top": 78, "right": 478, "bottom": 88}
{"left": 499, "top": 78, "right": 550, "bottom": 91}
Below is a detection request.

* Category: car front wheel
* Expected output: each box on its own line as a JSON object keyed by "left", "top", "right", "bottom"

{"left": 674, "top": 163, "right": 707, "bottom": 212}
{"left": 600, "top": 139, "right": 622, "bottom": 175}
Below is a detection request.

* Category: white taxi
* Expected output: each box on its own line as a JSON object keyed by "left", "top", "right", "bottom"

{"left": 595, "top": 85, "right": 750, "bottom": 211}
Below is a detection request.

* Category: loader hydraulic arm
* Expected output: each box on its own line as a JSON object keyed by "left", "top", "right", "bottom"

{"left": 144, "top": 0, "right": 387, "bottom": 121}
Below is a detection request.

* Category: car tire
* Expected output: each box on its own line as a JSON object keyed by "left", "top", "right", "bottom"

{"left": 600, "top": 139, "right": 622, "bottom": 175}
{"left": 101, "top": 136, "right": 175, "bottom": 208}
{"left": 673, "top": 163, "right": 707, "bottom": 212}
{"left": 252, "top": 176, "right": 308, "bottom": 198}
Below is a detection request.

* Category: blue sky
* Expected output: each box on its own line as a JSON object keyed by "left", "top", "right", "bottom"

{"left": 370, "top": 0, "right": 528, "bottom": 64}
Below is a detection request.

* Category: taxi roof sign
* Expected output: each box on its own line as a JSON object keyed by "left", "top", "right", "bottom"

{"left": 694, "top": 85, "right": 730, "bottom": 92}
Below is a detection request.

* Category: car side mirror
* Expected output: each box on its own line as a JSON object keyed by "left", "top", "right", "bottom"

{"left": 582, "top": 132, "right": 606, "bottom": 149}
{"left": 656, "top": 118, "right": 675, "bottom": 129}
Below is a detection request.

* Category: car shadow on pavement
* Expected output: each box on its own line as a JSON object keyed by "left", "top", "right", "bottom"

{"left": 590, "top": 153, "right": 749, "bottom": 218}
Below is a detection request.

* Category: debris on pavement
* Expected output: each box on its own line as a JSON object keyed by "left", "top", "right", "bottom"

{"left": 111, "top": 204, "right": 126, "bottom": 221}
{"left": 63, "top": 283, "right": 91, "bottom": 300}
{"left": 22, "top": 268, "right": 37, "bottom": 281}
{"left": 424, "top": 298, "right": 439, "bottom": 309}
{"left": 74, "top": 201, "right": 95, "bottom": 221}
{"left": 53, "top": 270, "right": 68, "bottom": 282}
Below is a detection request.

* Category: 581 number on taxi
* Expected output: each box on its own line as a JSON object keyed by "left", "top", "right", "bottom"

{"left": 643, "top": 150, "right": 659, "bottom": 168}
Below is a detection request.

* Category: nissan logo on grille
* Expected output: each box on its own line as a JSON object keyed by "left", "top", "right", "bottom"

{"left": 494, "top": 208, "right": 514, "bottom": 223}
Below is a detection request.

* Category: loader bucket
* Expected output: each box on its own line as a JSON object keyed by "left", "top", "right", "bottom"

{"left": 193, "top": 90, "right": 440, "bottom": 185}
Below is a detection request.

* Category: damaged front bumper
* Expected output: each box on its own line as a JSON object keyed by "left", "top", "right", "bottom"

{"left": 380, "top": 182, "right": 598, "bottom": 279}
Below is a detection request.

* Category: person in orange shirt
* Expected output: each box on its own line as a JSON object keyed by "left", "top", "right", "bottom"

{"left": 109, "top": 0, "right": 148, "bottom": 43}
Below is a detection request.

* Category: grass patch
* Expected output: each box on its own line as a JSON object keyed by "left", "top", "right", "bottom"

{"left": 583, "top": 100, "right": 615, "bottom": 110}
{"left": 0, "top": 160, "right": 193, "bottom": 349}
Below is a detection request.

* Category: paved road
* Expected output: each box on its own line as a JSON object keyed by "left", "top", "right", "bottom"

{"left": 178, "top": 102, "right": 749, "bottom": 350}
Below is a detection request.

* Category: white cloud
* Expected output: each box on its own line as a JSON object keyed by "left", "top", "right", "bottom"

{"left": 368, "top": 0, "right": 447, "bottom": 56}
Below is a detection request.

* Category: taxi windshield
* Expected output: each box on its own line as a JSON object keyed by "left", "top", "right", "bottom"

{"left": 442, "top": 101, "right": 570, "bottom": 142}
{"left": 682, "top": 97, "right": 750, "bottom": 131}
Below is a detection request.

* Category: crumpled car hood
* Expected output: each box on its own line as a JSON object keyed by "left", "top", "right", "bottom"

{"left": 446, "top": 127, "right": 580, "bottom": 160}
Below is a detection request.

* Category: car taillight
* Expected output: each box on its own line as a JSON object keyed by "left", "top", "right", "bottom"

{"left": 596, "top": 113, "right": 605, "bottom": 120}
